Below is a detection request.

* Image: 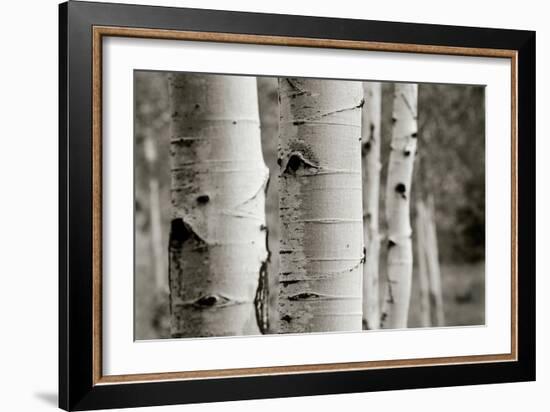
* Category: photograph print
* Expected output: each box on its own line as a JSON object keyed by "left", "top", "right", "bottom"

{"left": 134, "top": 71, "right": 485, "bottom": 340}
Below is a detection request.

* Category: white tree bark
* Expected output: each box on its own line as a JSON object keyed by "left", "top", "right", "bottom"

{"left": 381, "top": 83, "right": 418, "bottom": 329}
{"left": 278, "top": 78, "right": 364, "bottom": 333}
{"left": 361, "top": 82, "right": 382, "bottom": 330}
{"left": 168, "top": 74, "right": 269, "bottom": 337}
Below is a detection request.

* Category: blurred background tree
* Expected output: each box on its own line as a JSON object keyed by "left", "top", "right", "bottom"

{"left": 417, "top": 84, "right": 485, "bottom": 263}
{"left": 134, "top": 71, "right": 172, "bottom": 339}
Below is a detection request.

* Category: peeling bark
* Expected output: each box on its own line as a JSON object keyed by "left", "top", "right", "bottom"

{"left": 168, "top": 74, "right": 269, "bottom": 337}
{"left": 361, "top": 82, "right": 382, "bottom": 330}
{"left": 278, "top": 78, "right": 364, "bottom": 333}
{"left": 381, "top": 83, "right": 418, "bottom": 329}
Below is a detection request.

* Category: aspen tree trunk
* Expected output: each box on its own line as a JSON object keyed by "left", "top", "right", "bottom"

{"left": 361, "top": 82, "right": 382, "bottom": 330}
{"left": 381, "top": 83, "right": 418, "bottom": 329}
{"left": 415, "top": 201, "right": 431, "bottom": 327}
{"left": 143, "top": 129, "right": 168, "bottom": 294}
{"left": 168, "top": 74, "right": 269, "bottom": 337}
{"left": 278, "top": 78, "right": 364, "bottom": 333}
{"left": 425, "top": 196, "right": 445, "bottom": 326}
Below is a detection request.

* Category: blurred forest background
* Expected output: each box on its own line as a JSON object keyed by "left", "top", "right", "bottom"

{"left": 134, "top": 71, "right": 485, "bottom": 340}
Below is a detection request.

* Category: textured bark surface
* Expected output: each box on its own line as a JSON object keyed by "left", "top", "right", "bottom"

{"left": 168, "top": 74, "right": 269, "bottom": 337}
{"left": 277, "top": 78, "right": 364, "bottom": 333}
{"left": 361, "top": 82, "right": 382, "bottom": 330}
{"left": 381, "top": 83, "right": 418, "bottom": 329}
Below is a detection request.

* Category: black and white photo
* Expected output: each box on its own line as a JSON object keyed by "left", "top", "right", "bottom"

{"left": 134, "top": 72, "right": 486, "bottom": 339}
{"left": 58, "top": 3, "right": 534, "bottom": 409}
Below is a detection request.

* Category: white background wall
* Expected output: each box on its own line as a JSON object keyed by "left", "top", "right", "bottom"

{"left": 0, "top": 0, "right": 545, "bottom": 411}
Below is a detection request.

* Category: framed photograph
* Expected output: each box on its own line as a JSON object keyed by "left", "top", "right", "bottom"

{"left": 59, "top": 1, "right": 535, "bottom": 410}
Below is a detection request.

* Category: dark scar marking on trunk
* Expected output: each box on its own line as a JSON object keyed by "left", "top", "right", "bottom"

{"left": 169, "top": 218, "right": 207, "bottom": 252}
{"left": 176, "top": 294, "right": 233, "bottom": 310}
{"left": 288, "top": 292, "right": 320, "bottom": 301}
{"left": 195, "top": 295, "right": 218, "bottom": 307}
{"left": 315, "top": 99, "right": 364, "bottom": 119}
{"left": 362, "top": 141, "right": 371, "bottom": 156}
{"left": 286, "top": 155, "right": 302, "bottom": 173}
{"left": 395, "top": 183, "right": 407, "bottom": 199}
{"left": 283, "top": 153, "right": 319, "bottom": 175}
{"left": 281, "top": 314, "right": 292, "bottom": 323}
{"left": 170, "top": 137, "right": 195, "bottom": 147}
{"left": 254, "top": 259, "right": 269, "bottom": 334}
{"left": 169, "top": 218, "right": 191, "bottom": 244}
{"left": 196, "top": 195, "right": 210, "bottom": 204}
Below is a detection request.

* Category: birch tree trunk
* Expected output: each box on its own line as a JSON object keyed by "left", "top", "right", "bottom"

{"left": 425, "top": 195, "right": 445, "bottom": 326}
{"left": 415, "top": 201, "right": 431, "bottom": 327}
{"left": 143, "top": 130, "right": 168, "bottom": 294}
{"left": 361, "top": 82, "right": 382, "bottom": 330}
{"left": 381, "top": 83, "right": 418, "bottom": 329}
{"left": 168, "top": 74, "right": 269, "bottom": 338}
{"left": 278, "top": 78, "right": 364, "bottom": 333}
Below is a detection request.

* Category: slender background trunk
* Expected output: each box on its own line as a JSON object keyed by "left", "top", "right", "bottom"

{"left": 424, "top": 195, "right": 445, "bottom": 326}
{"left": 278, "top": 78, "right": 364, "bottom": 333}
{"left": 415, "top": 200, "right": 431, "bottom": 327}
{"left": 143, "top": 129, "right": 168, "bottom": 294}
{"left": 381, "top": 83, "right": 418, "bottom": 329}
{"left": 361, "top": 82, "right": 382, "bottom": 330}
{"left": 168, "top": 74, "right": 269, "bottom": 337}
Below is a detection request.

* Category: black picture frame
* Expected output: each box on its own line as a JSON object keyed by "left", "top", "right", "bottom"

{"left": 59, "top": 1, "right": 536, "bottom": 410}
